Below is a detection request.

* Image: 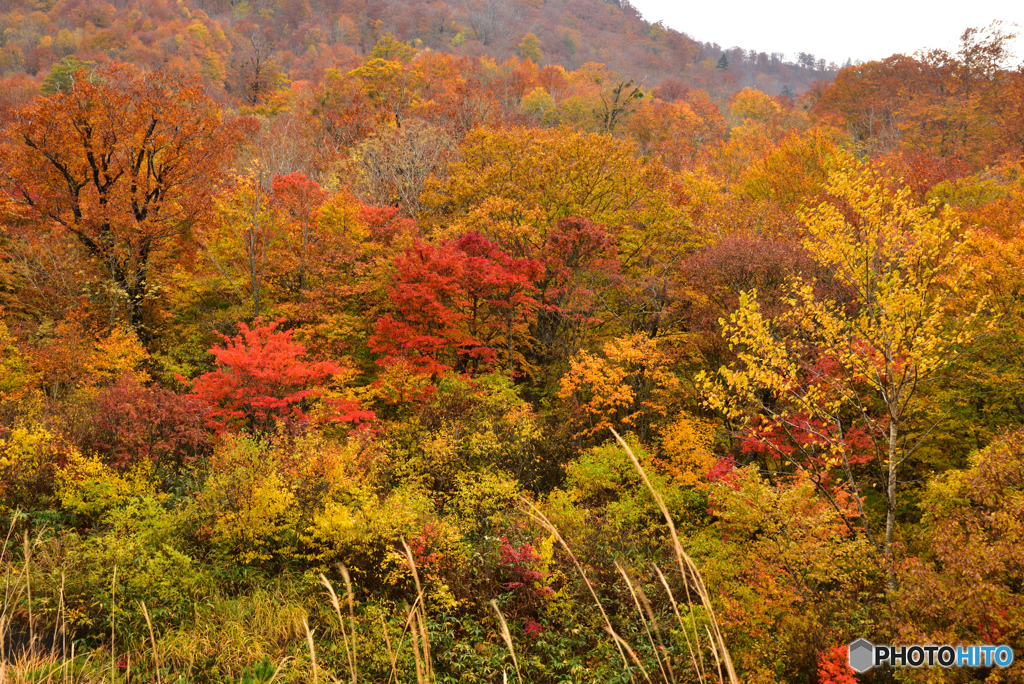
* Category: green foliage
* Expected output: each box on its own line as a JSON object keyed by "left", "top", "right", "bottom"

{"left": 41, "top": 56, "right": 97, "bottom": 93}
{"left": 562, "top": 438, "right": 704, "bottom": 536}
{"left": 45, "top": 496, "right": 206, "bottom": 637}
{"left": 239, "top": 657, "right": 277, "bottom": 684}
{"left": 518, "top": 33, "right": 542, "bottom": 64}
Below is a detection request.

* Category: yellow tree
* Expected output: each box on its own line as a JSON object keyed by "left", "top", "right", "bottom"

{"left": 346, "top": 35, "right": 423, "bottom": 128}
{"left": 424, "top": 125, "right": 684, "bottom": 262}
{"left": 559, "top": 333, "right": 682, "bottom": 441}
{"left": 197, "top": 163, "right": 285, "bottom": 321}
{"left": 517, "top": 33, "right": 542, "bottom": 64}
{"left": 701, "top": 163, "right": 994, "bottom": 589}
{"left": 424, "top": 125, "right": 689, "bottom": 342}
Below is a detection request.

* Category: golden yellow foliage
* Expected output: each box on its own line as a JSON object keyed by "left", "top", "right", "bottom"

{"left": 656, "top": 413, "right": 716, "bottom": 489}
{"left": 424, "top": 126, "right": 685, "bottom": 257}
{"left": 56, "top": 451, "right": 158, "bottom": 518}
{"left": 730, "top": 88, "right": 781, "bottom": 123}
{"left": 559, "top": 333, "right": 681, "bottom": 439}
{"left": 0, "top": 424, "right": 71, "bottom": 511}
{"left": 0, "top": 318, "right": 33, "bottom": 401}
{"left": 81, "top": 326, "right": 150, "bottom": 387}
{"left": 195, "top": 434, "right": 297, "bottom": 563}
{"left": 700, "top": 161, "right": 996, "bottom": 584}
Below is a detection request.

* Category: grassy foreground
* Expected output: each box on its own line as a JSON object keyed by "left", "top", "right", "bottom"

{"left": 1, "top": 432, "right": 737, "bottom": 684}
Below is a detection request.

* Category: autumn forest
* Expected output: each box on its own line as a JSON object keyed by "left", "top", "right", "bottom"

{"left": 0, "top": 0, "right": 1022, "bottom": 681}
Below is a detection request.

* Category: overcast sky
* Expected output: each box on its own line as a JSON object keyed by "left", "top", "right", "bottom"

{"left": 626, "top": 0, "right": 1023, "bottom": 66}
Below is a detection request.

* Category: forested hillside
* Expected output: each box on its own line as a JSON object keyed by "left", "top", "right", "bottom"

{"left": 0, "top": 7, "right": 1022, "bottom": 683}
{"left": 0, "top": 0, "right": 833, "bottom": 104}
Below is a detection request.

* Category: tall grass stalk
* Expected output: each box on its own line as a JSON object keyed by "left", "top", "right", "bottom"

{"left": 488, "top": 600, "right": 522, "bottom": 684}
{"left": 400, "top": 538, "right": 432, "bottom": 684}
{"left": 519, "top": 498, "right": 634, "bottom": 677}
{"left": 140, "top": 602, "right": 161, "bottom": 684}
{"left": 319, "top": 568, "right": 357, "bottom": 684}
{"left": 615, "top": 561, "right": 671, "bottom": 684}
{"left": 302, "top": 616, "right": 318, "bottom": 684}
{"left": 652, "top": 563, "right": 707, "bottom": 684}
{"left": 378, "top": 614, "right": 397, "bottom": 684}
{"left": 22, "top": 534, "right": 32, "bottom": 659}
{"left": 610, "top": 428, "right": 738, "bottom": 684}
{"left": 108, "top": 566, "right": 117, "bottom": 684}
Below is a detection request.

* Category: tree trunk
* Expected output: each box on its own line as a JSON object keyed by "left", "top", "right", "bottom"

{"left": 885, "top": 419, "right": 899, "bottom": 591}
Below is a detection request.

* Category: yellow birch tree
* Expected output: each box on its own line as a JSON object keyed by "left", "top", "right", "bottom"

{"left": 701, "top": 163, "right": 994, "bottom": 589}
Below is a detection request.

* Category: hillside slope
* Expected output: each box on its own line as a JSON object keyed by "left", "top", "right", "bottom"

{"left": 0, "top": 0, "right": 833, "bottom": 102}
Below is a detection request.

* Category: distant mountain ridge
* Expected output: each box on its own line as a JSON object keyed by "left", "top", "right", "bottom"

{"left": 0, "top": 0, "right": 834, "bottom": 100}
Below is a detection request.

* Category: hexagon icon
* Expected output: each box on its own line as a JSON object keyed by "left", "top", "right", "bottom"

{"left": 848, "top": 639, "right": 875, "bottom": 673}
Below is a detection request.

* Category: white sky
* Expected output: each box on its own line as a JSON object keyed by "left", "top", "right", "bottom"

{"left": 627, "top": 0, "right": 1023, "bottom": 67}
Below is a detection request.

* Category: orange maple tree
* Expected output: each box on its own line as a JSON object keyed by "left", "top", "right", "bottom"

{"left": 0, "top": 64, "right": 247, "bottom": 342}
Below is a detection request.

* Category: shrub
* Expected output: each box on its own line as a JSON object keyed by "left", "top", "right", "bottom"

{"left": 56, "top": 450, "right": 159, "bottom": 522}
{"left": 0, "top": 424, "right": 74, "bottom": 513}
{"left": 191, "top": 434, "right": 299, "bottom": 565}
{"left": 41, "top": 496, "right": 205, "bottom": 638}
{"left": 71, "top": 373, "right": 211, "bottom": 470}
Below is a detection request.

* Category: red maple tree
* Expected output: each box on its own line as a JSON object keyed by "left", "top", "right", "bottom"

{"left": 369, "top": 233, "right": 542, "bottom": 377}
{"left": 189, "top": 318, "right": 372, "bottom": 434}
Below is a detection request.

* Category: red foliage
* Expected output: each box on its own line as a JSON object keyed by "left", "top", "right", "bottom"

{"left": 188, "top": 318, "right": 372, "bottom": 434}
{"left": 369, "top": 233, "right": 542, "bottom": 377}
{"left": 499, "top": 536, "right": 548, "bottom": 589}
{"left": 707, "top": 456, "right": 739, "bottom": 490}
{"left": 523, "top": 619, "right": 544, "bottom": 638}
{"left": 537, "top": 217, "right": 620, "bottom": 314}
{"left": 358, "top": 204, "right": 416, "bottom": 245}
{"left": 676, "top": 236, "right": 853, "bottom": 368}
{"left": 271, "top": 172, "right": 328, "bottom": 223}
{"left": 817, "top": 644, "right": 857, "bottom": 684}
{"left": 81, "top": 374, "right": 211, "bottom": 469}
{"left": 652, "top": 77, "right": 690, "bottom": 102}
{"left": 876, "top": 150, "right": 968, "bottom": 201}
{"left": 497, "top": 535, "right": 553, "bottom": 612}
{"left": 531, "top": 217, "right": 621, "bottom": 361}
{"left": 740, "top": 414, "right": 875, "bottom": 470}
{"left": 408, "top": 521, "right": 443, "bottom": 573}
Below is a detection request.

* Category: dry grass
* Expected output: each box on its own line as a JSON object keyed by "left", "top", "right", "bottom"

{"left": 520, "top": 429, "right": 739, "bottom": 684}
{"left": 611, "top": 427, "right": 738, "bottom": 684}
{"left": 319, "top": 567, "right": 357, "bottom": 684}
{"left": 489, "top": 600, "right": 522, "bottom": 684}
{"left": 399, "top": 539, "right": 432, "bottom": 684}
{"left": 1, "top": 427, "right": 740, "bottom": 683}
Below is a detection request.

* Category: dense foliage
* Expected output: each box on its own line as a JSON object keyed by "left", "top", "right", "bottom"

{"left": 1, "top": 11, "right": 1023, "bottom": 684}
